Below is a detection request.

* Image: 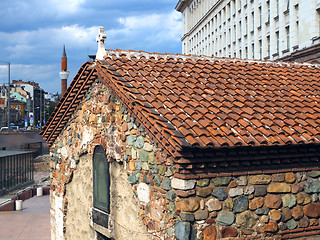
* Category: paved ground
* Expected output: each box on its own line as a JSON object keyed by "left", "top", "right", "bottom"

{"left": 0, "top": 194, "right": 50, "bottom": 240}
{"left": 0, "top": 172, "right": 49, "bottom": 205}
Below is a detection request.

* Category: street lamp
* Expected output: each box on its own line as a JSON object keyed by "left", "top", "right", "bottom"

{"left": 0, "top": 61, "right": 10, "bottom": 128}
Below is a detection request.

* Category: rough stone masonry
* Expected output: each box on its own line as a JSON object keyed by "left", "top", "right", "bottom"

{"left": 47, "top": 79, "right": 320, "bottom": 239}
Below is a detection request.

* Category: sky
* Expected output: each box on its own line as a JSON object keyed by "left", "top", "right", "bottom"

{"left": 0, "top": 0, "right": 182, "bottom": 94}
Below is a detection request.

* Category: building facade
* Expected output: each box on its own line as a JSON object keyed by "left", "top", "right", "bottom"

{"left": 176, "top": 0, "right": 320, "bottom": 62}
{"left": 12, "top": 80, "right": 45, "bottom": 128}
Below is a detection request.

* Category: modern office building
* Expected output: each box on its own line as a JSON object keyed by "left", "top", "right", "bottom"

{"left": 176, "top": 0, "right": 320, "bottom": 62}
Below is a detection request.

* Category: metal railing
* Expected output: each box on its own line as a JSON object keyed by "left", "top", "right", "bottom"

{"left": 20, "top": 142, "right": 43, "bottom": 158}
{"left": 0, "top": 151, "right": 33, "bottom": 192}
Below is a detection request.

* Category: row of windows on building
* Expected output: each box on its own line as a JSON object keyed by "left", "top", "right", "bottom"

{"left": 187, "top": 0, "right": 293, "bottom": 32}
{"left": 188, "top": 26, "right": 291, "bottom": 59}
{"left": 186, "top": 0, "right": 302, "bottom": 59}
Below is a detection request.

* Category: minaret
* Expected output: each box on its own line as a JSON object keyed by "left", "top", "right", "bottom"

{"left": 59, "top": 45, "right": 69, "bottom": 96}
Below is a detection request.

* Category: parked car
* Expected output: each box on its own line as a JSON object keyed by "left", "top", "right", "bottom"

{"left": 10, "top": 126, "right": 19, "bottom": 130}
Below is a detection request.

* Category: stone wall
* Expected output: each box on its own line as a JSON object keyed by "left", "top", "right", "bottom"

{"left": 48, "top": 79, "right": 320, "bottom": 239}
{"left": 49, "top": 81, "right": 176, "bottom": 239}
{"left": 172, "top": 170, "right": 320, "bottom": 239}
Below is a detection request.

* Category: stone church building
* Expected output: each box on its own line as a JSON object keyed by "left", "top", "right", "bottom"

{"left": 41, "top": 29, "right": 320, "bottom": 239}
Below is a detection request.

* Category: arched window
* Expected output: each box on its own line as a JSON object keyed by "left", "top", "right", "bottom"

{"left": 93, "top": 145, "right": 110, "bottom": 228}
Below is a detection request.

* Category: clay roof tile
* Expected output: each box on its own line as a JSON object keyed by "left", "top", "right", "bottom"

{"left": 42, "top": 49, "right": 320, "bottom": 152}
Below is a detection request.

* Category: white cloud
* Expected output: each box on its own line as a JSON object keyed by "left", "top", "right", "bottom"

{"left": 153, "top": 11, "right": 182, "bottom": 42}
{"left": 117, "top": 11, "right": 181, "bottom": 40}
{"left": 0, "top": 25, "right": 99, "bottom": 60}
{"left": 0, "top": 64, "right": 57, "bottom": 88}
{"left": 49, "top": 0, "right": 85, "bottom": 14}
{"left": 119, "top": 14, "right": 163, "bottom": 30}
{"left": 107, "top": 10, "right": 181, "bottom": 51}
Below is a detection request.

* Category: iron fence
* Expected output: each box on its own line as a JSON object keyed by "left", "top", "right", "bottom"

{"left": 20, "top": 142, "right": 43, "bottom": 158}
{"left": 0, "top": 151, "right": 33, "bottom": 192}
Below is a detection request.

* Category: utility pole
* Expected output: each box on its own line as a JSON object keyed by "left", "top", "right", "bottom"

{"left": 0, "top": 61, "right": 10, "bottom": 128}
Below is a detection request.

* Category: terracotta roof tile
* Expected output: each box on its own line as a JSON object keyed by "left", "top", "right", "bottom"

{"left": 42, "top": 50, "right": 320, "bottom": 154}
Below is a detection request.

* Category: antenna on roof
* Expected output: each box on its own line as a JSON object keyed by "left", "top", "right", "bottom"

{"left": 96, "top": 27, "right": 107, "bottom": 60}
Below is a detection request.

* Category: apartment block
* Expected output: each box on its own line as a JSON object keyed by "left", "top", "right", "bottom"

{"left": 176, "top": 0, "right": 320, "bottom": 62}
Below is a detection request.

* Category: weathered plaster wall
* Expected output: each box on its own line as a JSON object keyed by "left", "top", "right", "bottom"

{"left": 108, "top": 161, "right": 150, "bottom": 240}
{"left": 64, "top": 154, "right": 96, "bottom": 240}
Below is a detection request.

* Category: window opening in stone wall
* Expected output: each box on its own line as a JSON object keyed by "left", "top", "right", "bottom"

{"left": 286, "top": 0, "right": 290, "bottom": 11}
{"left": 93, "top": 145, "right": 110, "bottom": 226}
{"left": 276, "top": 0, "right": 279, "bottom": 16}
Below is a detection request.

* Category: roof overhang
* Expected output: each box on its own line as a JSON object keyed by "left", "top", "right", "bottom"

{"left": 175, "top": 0, "right": 189, "bottom": 12}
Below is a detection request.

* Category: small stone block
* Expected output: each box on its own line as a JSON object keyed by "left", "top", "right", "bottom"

{"left": 202, "top": 225, "right": 217, "bottom": 240}
{"left": 254, "top": 186, "right": 267, "bottom": 197}
{"left": 212, "top": 176, "right": 232, "bottom": 186}
{"left": 287, "top": 219, "right": 298, "bottom": 230}
{"left": 249, "top": 175, "right": 271, "bottom": 185}
{"left": 206, "top": 198, "right": 222, "bottom": 211}
{"left": 176, "top": 189, "right": 196, "bottom": 198}
{"left": 307, "top": 171, "right": 320, "bottom": 178}
{"left": 267, "top": 183, "right": 291, "bottom": 193}
{"left": 262, "top": 222, "right": 278, "bottom": 232}
{"left": 197, "top": 179, "right": 210, "bottom": 187}
{"left": 305, "top": 179, "right": 320, "bottom": 194}
{"left": 179, "top": 212, "right": 195, "bottom": 222}
{"left": 233, "top": 196, "right": 249, "bottom": 213}
{"left": 212, "top": 188, "right": 228, "bottom": 201}
{"left": 303, "top": 203, "right": 320, "bottom": 218}
{"left": 194, "top": 209, "right": 209, "bottom": 220}
{"left": 172, "top": 178, "right": 196, "bottom": 190}
{"left": 196, "top": 187, "right": 212, "bottom": 198}
{"left": 161, "top": 178, "right": 171, "bottom": 191}
{"left": 216, "top": 211, "right": 235, "bottom": 226}
{"left": 285, "top": 172, "right": 296, "bottom": 183}
{"left": 282, "top": 194, "right": 297, "bottom": 208}
{"left": 221, "top": 227, "right": 238, "bottom": 238}
{"left": 228, "top": 188, "right": 243, "bottom": 198}
{"left": 265, "top": 194, "right": 282, "bottom": 209}
{"left": 166, "top": 191, "right": 176, "bottom": 201}
{"left": 255, "top": 208, "right": 269, "bottom": 215}
{"left": 175, "top": 221, "right": 191, "bottom": 240}
{"left": 139, "top": 150, "right": 149, "bottom": 162}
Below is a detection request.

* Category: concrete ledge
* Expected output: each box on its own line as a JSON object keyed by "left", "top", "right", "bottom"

{"left": 0, "top": 186, "right": 50, "bottom": 211}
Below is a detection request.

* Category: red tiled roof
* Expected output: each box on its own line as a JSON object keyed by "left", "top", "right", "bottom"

{"left": 41, "top": 50, "right": 320, "bottom": 157}
{"left": 41, "top": 62, "right": 96, "bottom": 144}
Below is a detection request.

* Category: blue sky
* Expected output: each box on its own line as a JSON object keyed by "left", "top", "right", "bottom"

{"left": 0, "top": 0, "right": 182, "bottom": 94}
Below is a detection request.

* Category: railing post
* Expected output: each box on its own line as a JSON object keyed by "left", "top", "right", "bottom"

{"left": 0, "top": 157, "right": 2, "bottom": 190}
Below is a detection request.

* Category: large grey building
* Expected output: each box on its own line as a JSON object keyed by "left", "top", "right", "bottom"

{"left": 176, "top": 0, "right": 320, "bottom": 63}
